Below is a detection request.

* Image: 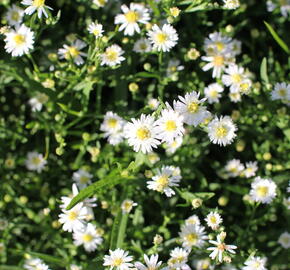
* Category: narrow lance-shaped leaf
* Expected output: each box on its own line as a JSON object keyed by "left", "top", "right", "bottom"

{"left": 260, "top": 57, "right": 269, "bottom": 84}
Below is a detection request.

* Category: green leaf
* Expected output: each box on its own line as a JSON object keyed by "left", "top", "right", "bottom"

{"left": 66, "top": 174, "right": 136, "bottom": 210}
{"left": 225, "top": 185, "right": 248, "bottom": 195}
{"left": 264, "top": 21, "right": 290, "bottom": 54}
{"left": 260, "top": 57, "right": 269, "bottom": 84}
{"left": 57, "top": 103, "right": 83, "bottom": 117}
{"left": 0, "top": 266, "right": 24, "bottom": 270}
{"left": 177, "top": 189, "right": 215, "bottom": 203}
{"left": 116, "top": 212, "right": 129, "bottom": 248}
{"left": 110, "top": 211, "right": 122, "bottom": 250}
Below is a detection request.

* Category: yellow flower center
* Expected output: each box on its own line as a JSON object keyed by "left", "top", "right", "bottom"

{"left": 215, "top": 126, "right": 228, "bottom": 138}
{"left": 165, "top": 120, "right": 177, "bottom": 131}
{"left": 256, "top": 186, "right": 269, "bottom": 197}
{"left": 213, "top": 55, "right": 224, "bottom": 67}
{"left": 82, "top": 234, "right": 93, "bottom": 243}
{"left": 33, "top": 0, "right": 45, "bottom": 7}
{"left": 217, "top": 243, "right": 226, "bottom": 251}
{"left": 125, "top": 11, "right": 139, "bottom": 23}
{"left": 136, "top": 127, "right": 151, "bottom": 140}
{"left": 31, "top": 157, "right": 41, "bottom": 166}
{"left": 13, "top": 34, "right": 25, "bottom": 45}
{"left": 156, "top": 33, "right": 168, "bottom": 44}
{"left": 185, "top": 233, "right": 198, "bottom": 244}
{"left": 231, "top": 74, "right": 242, "bottom": 83}
{"left": 80, "top": 176, "right": 89, "bottom": 184}
{"left": 278, "top": 88, "right": 286, "bottom": 97}
{"left": 156, "top": 176, "right": 169, "bottom": 191}
{"left": 11, "top": 11, "right": 20, "bottom": 21}
{"left": 215, "top": 42, "right": 225, "bottom": 52}
{"left": 187, "top": 102, "right": 199, "bottom": 113}
{"left": 112, "top": 258, "right": 123, "bottom": 267}
{"left": 209, "top": 90, "right": 218, "bottom": 98}
{"left": 68, "top": 211, "right": 78, "bottom": 221}
{"left": 67, "top": 46, "right": 80, "bottom": 58}
{"left": 240, "top": 82, "right": 250, "bottom": 93}
{"left": 107, "top": 118, "right": 118, "bottom": 128}
{"left": 93, "top": 29, "right": 100, "bottom": 36}
{"left": 123, "top": 201, "right": 133, "bottom": 212}
{"left": 202, "top": 262, "right": 210, "bottom": 269}
{"left": 106, "top": 49, "right": 118, "bottom": 62}
{"left": 210, "top": 216, "right": 217, "bottom": 224}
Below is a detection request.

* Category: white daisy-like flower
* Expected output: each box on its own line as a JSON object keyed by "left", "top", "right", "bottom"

{"left": 166, "top": 59, "right": 184, "bottom": 76}
{"left": 147, "top": 24, "right": 178, "bottom": 52}
{"left": 278, "top": 232, "right": 290, "bottom": 249}
{"left": 223, "top": 0, "right": 240, "bottom": 9}
{"left": 194, "top": 259, "right": 214, "bottom": 270}
{"left": 202, "top": 53, "right": 229, "bottom": 78}
{"left": 204, "top": 83, "right": 224, "bottom": 104}
{"left": 21, "top": 0, "right": 53, "bottom": 19}
{"left": 115, "top": 3, "right": 150, "bottom": 36}
{"left": 283, "top": 197, "right": 290, "bottom": 210}
{"left": 25, "top": 151, "right": 47, "bottom": 173}
{"left": 70, "top": 265, "right": 82, "bottom": 270}
{"left": 205, "top": 212, "right": 223, "bottom": 230}
{"left": 229, "top": 91, "right": 242, "bottom": 103}
{"left": 204, "top": 32, "right": 232, "bottom": 56}
{"left": 72, "top": 169, "right": 93, "bottom": 189}
{"left": 185, "top": 215, "right": 201, "bottom": 226}
{"left": 24, "top": 258, "right": 49, "bottom": 270}
{"left": 222, "top": 64, "right": 245, "bottom": 92}
{"left": 147, "top": 166, "right": 181, "bottom": 197}
{"left": 133, "top": 38, "right": 152, "bottom": 53}
{"left": 73, "top": 223, "right": 103, "bottom": 252}
{"left": 124, "top": 114, "right": 160, "bottom": 153}
{"left": 168, "top": 247, "right": 189, "bottom": 268}
{"left": 270, "top": 82, "right": 290, "bottom": 102}
{"left": 242, "top": 256, "right": 267, "bottom": 270}
{"left": 155, "top": 103, "right": 184, "bottom": 143}
{"left": 100, "top": 111, "right": 125, "bottom": 145}
{"left": 135, "top": 254, "right": 162, "bottom": 270}
{"left": 121, "top": 199, "right": 137, "bottom": 214}
{"left": 242, "top": 161, "right": 258, "bottom": 178}
{"left": 207, "top": 116, "right": 237, "bottom": 146}
{"left": 93, "top": 0, "right": 108, "bottom": 7}
{"left": 5, "top": 5, "right": 24, "bottom": 26}
{"left": 164, "top": 136, "right": 183, "bottom": 155}
{"left": 103, "top": 249, "right": 134, "bottom": 270}
{"left": 249, "top": 176, "right": 277, "bottom": 204}
{"left": 225, "top": 159, "right": 244, "bottom": 177}
{"left": 88, "top": 22, "right": 104, "bottom": 38}
{"left": 179, "top": 224, "right": 208, "bottom": 249}
{"left": 101, "top": 44, "right": 125, "bottom": 67}
{"left": 58, "top": 202, "right": 87, "bottom": 233}
{"left": 207, "top": 234, "right": 237, "bottom": 263}
{"left": 28, "top": 93, "right": 49, "bottom": 112}
{"left": 148, "top": 98, "right": 160, "bottom": 110}
{"left": 174, "top": 91, "right": 209, "bottom": 126}
{"left": 4, "top": 24, "right": 34, "bottom": 57}
{"left": 58, "top": 39, "right": 87, "bottom": 66}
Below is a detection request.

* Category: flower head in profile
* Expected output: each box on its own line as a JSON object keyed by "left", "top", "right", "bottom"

{"left": 21, "top": 0, "right": 53, "bottom": 19}
{"left": 124, "top": 114, "right": 160, "bottom": 153}
{"left": 101, "top": 44, "right": 125, "bottom": 67}
{"left": 135, "top": 254, "right": 162, "bottom": 270}
{"left": 174, "top": 91, "right": 210, "bottom": 126}
{"left": 73, "top": 223, "right": 103, "bottom": 252}
{"left": 28, "top": 93, "right": 49, "bottom": 112}
{"left": 25, "top": 151, "right": 47, "bottom": 173}
{"left": 207, "top": 233, "right": 237, "bottom": 263}
{"left": 58, "top": 39, "right": 87, "bottom": 66}
{"left": 147, "top": 166, "right": 181, "bottom": 197}
{"left": 5, "top": 5, "right": 24, "bottom": 26}
{"left": 249, "top": 176, "right": 277, "bottom": 204}
{"left": 121, "top": 199, "right": 138, "bottom": 214}
{"left": 115, "top": 3, "right": 150, "bottom": 36}
{"left": 207, "top": 116, "right": 237, "bottom": 146}
{"left": 103, "top": 249, "right": 134, "bottom": 270}
{"left": 147, "top": 24, "right": 178, "bottom": 52}
{"left": 4, "top": 24, "right": 34, "bottom": 57}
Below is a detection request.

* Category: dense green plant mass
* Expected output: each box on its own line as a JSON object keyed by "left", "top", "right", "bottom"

{"left": 0, "top": 1, "right": 289, "bottom": 270}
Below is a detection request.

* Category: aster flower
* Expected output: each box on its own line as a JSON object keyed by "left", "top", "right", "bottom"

{"left": 124, "top": 114, "right": 160, "bottom": 153}
{"left": 25, "top": 151, "right": 47, "bottom": 173}
{"left": 101, "top": 44, "right": 125, "bottom": 67}
{"left": 205, "top": 211, "right": 223, "bottom": 230}
{"left": 202, "top": 54, "right": 229, "bottom": 78}
{"left": 147, "top": 24, "right": 178, "bottom": 52}
{"left": 225, "top": 159, "right": 244, "bottom": 177}
{"left": 179, "top": 224, "right": 208, "bottom": 249}
{"left": 28, "top": 93, "right": 48, "bottom": 112}
{"left": 4, "top": 24, "right": 34, "bottom": 57}
{"left": 21, "top": 0, "right": 53, "bottom": 19}
{"left": 278, "top": 232, "right": 290, "bottom": 249}
{"left": 242, "top": 256, "right": 267, "bottom": 270}
{"left": 164, "top": 136, "right": 183, "bottom": 154}
{"left": 204, "top": 83, "right": 224, "bottom": 104}
{"left": 270, "top": 82, "right": 290, "bottom": 102}
{"left": 223, "top": 0, "right": 240, "bottom": 9}
{"left": 5, "top": 4, "right": 24, "bottom": 26}
{"left": 115, "top": 3, "right": 150, "bottom": 36}
{"left": 72, "top": 169, "right": 93, "bottom": 189}
{"left": 58, "top": 39, "right": 87, "bottom": 66}
{"left": 174, "top": 91, "right": 210, "bottom": 126}
{"left": 121, "top": 199, "right": 137, "bottom": 214}
{"left": 207, "top": 116, "right": 237, "bottom": 146}
{"left": 133, "top": 38, "right": 152, "bottom": 53}
{"left": 249, "top": 176, "right": 277, "bottom": 204}
{"left": 222, "top": 64, "right": 246, "bottom": 92}
{"left": 73, "top": 223, "right": 103, "bottom": 252}
{"left": 242, "top": 161, "right": 258, "bottom": 178}
{"left": 168, "top": 247, "right": 189, "bottom": 268}
{"left": 103, "top": 249, "right": 134, "bottom": 270}
{"left": 148, "top": 98, "right": 160, "bottom": 110}
{"left": 135, "top": 254, "right": 162, "bottom": 270}
{"left": 88, "top": 22, "right": 104, "bottom": 38}
{"left": 166, "top": 59, "right": 184, "bottom": 76}
{"left": 185, "top": 215, "right": 201, "bottom": 226}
